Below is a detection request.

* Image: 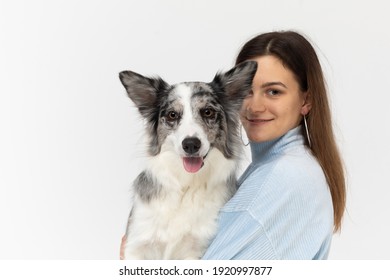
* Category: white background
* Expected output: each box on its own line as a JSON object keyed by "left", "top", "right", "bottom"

{"left": 0, "top": 0, "right": 389, "bottom": 259}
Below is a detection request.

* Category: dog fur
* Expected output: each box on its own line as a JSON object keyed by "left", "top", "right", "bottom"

{"left": 119, "top": 61, "right": 257, "bottom": 259}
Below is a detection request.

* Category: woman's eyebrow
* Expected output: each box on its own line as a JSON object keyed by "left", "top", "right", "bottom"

{"left": 261, "top": 82, "right": 287, "bottom": 88}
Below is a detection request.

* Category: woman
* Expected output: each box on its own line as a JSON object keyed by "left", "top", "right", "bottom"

{"left": 202, "top": 31, "right": 346, "bottom": 259}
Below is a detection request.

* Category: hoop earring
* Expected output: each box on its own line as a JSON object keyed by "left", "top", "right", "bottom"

{"left": 303, "top": 114, "right": 312, "bottom": 148}
{"left": 240, "top": 124, "right": 249, "bottom": 146}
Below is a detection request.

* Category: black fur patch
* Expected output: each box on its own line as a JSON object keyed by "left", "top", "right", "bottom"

{"left": 133, "top": 171, "right": 161, "bottom": 202}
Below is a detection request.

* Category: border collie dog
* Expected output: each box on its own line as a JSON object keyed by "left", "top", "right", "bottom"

{"left": 119, "top": 61, "right": 257, "bottom": 259}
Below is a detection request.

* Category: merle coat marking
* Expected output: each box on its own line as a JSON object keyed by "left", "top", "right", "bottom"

{"left": 119, "top": 61, "right": 257, "bottom": 259}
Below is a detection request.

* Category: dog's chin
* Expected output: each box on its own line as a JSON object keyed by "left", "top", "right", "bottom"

{"left": 182, "top": 157, "right": 204, "bottom": 173}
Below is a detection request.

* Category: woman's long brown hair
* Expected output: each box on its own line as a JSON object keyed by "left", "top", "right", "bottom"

{"left": 236, "top": 31, "right": 346, "bottom": 232}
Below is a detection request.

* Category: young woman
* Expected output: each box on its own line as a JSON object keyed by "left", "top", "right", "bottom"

{"left": 202, "top": 31, "right": 346, "bottom": 259}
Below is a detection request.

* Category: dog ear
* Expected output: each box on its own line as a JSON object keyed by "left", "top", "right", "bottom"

{"left": 212, "top": 61, "right": 257, "bottom": 108}
{"left": 119, "top": 70, "right": 169, "bottom": 118}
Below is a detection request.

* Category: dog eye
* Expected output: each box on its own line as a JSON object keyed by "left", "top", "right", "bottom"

{"left": 166, "top": 111, "right": 179, "bottom": 122}
{"left": 200, "top": 108, "right": 216, "bottom": 119}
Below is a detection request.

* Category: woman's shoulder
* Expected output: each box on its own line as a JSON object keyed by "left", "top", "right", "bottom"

{"left": 275, "top": 148, "right": 327, "bottom": 188}
{"left": 227, "top": 147, "right": 330, "bottom": 213}
{"left": 261, "top": 148, "right": 330, "bottom": 203}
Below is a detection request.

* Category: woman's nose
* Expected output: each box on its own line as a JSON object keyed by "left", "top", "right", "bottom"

{"left": 248, "top": 93, "right": 266, "bottom": 113}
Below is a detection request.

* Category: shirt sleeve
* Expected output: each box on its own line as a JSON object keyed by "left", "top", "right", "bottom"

{"left": 202, "top": 210, "right": 277, "bottom": 259}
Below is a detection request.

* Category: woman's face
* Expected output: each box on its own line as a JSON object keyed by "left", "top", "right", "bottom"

{"left": 240, "top": 55, "right": 310, "bottom": 143}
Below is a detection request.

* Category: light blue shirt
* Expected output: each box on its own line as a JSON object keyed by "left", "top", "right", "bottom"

{"left": 202, "top": 126, "right": 334, "bottom": 259}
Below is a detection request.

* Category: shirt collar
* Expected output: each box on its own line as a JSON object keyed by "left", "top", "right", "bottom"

{"left": 249, "top": 126, "right": 305, "bottom": 163}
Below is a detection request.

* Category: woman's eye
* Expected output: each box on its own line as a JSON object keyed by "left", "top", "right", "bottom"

{"left": 201, "top": 108, "right": 216, "bottom": 119}
{"left": 166, "top": 111, "right": 179, "bottom": 122}
{"left": 267, "top": 89, "right": 280, "bottom": 96}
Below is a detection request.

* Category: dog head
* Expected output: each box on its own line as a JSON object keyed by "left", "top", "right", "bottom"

{"left": 119, "top": 61, "right": 257, "bottom": 173}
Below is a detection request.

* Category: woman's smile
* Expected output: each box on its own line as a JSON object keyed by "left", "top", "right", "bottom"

{"left": 245, "top": 117, "right": 274, "bottom": 125}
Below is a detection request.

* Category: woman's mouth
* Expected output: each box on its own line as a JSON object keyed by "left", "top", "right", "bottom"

{"left": 246, "top": 117, "right": 273, "bottom": 124}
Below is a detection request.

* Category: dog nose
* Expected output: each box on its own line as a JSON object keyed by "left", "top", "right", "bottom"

{"left": 182, "top": 137, "right": 201, "bottom": 155}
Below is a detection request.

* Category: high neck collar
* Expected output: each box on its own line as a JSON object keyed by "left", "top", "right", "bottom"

{"left": 249, "top": 126, "right": 305, "bottom": 163}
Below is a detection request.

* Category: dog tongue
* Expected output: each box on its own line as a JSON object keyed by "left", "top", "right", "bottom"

{"left": 183, "top": 157, "right": 204, "bottom": 173}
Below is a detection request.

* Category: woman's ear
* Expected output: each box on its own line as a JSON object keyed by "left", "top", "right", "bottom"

{"left": 301, "top": 92, "right": 312, "bottom": 115}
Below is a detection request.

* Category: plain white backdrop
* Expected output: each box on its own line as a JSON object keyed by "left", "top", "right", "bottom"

{"left": 1, "top": 0, "right": 389, "bottom": 259}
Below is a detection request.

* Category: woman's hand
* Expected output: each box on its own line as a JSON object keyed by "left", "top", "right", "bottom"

{"left": 120, "top": 235, "right": 127, "bottom": 260}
